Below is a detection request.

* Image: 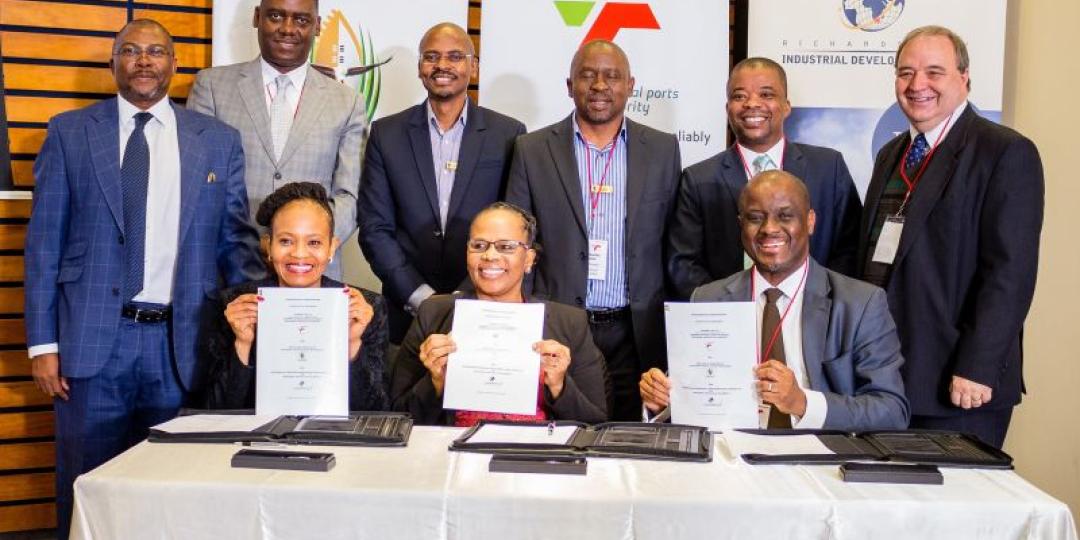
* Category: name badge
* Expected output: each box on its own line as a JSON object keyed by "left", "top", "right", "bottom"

{"left": 445, "top": 161, "right": 458, "bottom": 172}
{"left": 588, "top": 239, "right": 608, "bottom": 280}
{"left": 871, "top": 216, "right": 905, "bottom": 265}
{"left": 757, "top": 403, "right": 771, "bottom": 429}
{"left": 589, "top": 185, "right": 614, "bottom": 194}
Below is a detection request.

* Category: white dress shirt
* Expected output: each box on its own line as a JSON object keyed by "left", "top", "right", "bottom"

{"left": 28, "top": 96, "right": 180, "bottom": 359}
{"left": 909, "top": 100, "right": 968, "bottom": 150}
{"left": 751, "top": 258, "right": 827, "bottom": 428}
{"left": 261, "top": 57, "right": 308, "bottom": 117}
{"left": 737, "top": 137, "right": 785, "bottom": 180}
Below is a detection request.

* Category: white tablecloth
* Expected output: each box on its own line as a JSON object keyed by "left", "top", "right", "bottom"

{"left": 71, "top": 427, "right": 1077, "bottom": 540}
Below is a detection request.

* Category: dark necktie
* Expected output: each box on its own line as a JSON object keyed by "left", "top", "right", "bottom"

{"left": 762, "top": 288, "right": 792, "bottom": 429}
{"left": 121, "top": 111, "right": 153, "bottom": 301}
{"left": 904, "top": 132, "right": 929, "bottom": 172}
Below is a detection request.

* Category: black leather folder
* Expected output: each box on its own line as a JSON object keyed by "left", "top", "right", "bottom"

{"left": 736, "top": 429, "right": 1013, "bottom": 469}
{"left": 148, "top": 409, "right": 413, "bottom": 447}
{"left": 450, "top": 420, "right": 713, "bottom": 462}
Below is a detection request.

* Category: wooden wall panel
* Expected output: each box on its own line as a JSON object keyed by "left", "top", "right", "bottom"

{"left": 0, "top": 200, "right": 32, "bottom": 220}
{"left": 7, "top": 128, "right": 44, "bottom": 155}
{"left": 4, "top": 96, "right": 98, "bottom": 124}
{"left": 0, "top": 473, "right": 55, "bottom": 502}
{"left": 0, "top": 350, "right": 31, "bottom": 377}
{"left": 4, "top": 64, "right": 196, "bottom": 98}
{"left": 0, "top": 503, "right": 56, "bottom": 531}
{"left": 0, "top": 287, "right": 27, "bottom": 312}
{"left": 0, "top": 411, "right": 54, "bottom": 439}
{"left": 10, "top": 161, "right": 33, "bottom": 188}
{"left": 0, "top": 382, "right": 49, "bottom": 408}
{"left": 0, "top": 257, "right": 25, "bottom": 282}
{"left": 0, "top": 442, "right": 54, "bottom": 470}
{"left": 135, "top": 9, "right": 212, "bottom": 40}
{"left": 0, "top": 319, "right": 26, "bottom": 345}
{"left": 0, "top": 1, "right": 126, "bottom": 33}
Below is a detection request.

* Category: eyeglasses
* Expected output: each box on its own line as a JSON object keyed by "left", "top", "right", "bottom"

{"left": 420, "top": 51, "right": 473, "bottom": 64}
{"left": 467, "top": 239, "right": 529, "bottom": 254}
{"left": 114, "top": 45, "right": 171, "bottom": 59}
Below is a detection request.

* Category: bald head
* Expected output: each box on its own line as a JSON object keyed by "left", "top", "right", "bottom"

{"left": 419, "top": 22, "right": 474, "bottom": 57}
{"left": 738, "top": 170, "right": 811, "bottom": 214}
{"left": 569, "top": 40, "right": 630, "bottom": 79}
{"left": 114, "top": 19, "right": 174, "bottom": 52}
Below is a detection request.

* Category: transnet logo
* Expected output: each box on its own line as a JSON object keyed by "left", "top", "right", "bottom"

{"left": 554, "top": 1, "right": 661, "bottom": 45}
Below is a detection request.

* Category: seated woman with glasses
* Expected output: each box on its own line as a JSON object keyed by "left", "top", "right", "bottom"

{"left": 389, "top": 202, "right": 608, "bottom": 425}
{"left": 199, "top": 182, "right": 389, "bottom": 410}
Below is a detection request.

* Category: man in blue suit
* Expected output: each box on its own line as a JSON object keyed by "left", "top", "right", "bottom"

{"left": 641, "top": 171, "right": 908, "bottom": 431}
{"left": 24, "top": 20, "right": 264, "bottom": 537}
{"left": 667, "top": 57, "right": 862, "bottom": 300}
{"left": 358, "top": 23, "right": 525, "bottom": 343}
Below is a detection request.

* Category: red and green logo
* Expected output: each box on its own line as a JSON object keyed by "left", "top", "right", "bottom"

{"left": 554, "top": 1, "right": 661, "bottom": 45}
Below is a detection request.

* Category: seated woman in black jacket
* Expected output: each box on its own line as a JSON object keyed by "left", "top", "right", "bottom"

{"left": 200, "top": 182, "right": 389, "bottom": 410}
{"left": 390, "top": 202, "right": 608, "bottom": 425}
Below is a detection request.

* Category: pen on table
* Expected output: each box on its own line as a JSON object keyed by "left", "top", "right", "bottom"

{"left": 547, "top": 421, "right": 556, "bottom": 436}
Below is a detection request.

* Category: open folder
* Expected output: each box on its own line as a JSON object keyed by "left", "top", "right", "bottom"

{"left": 148, "top": 410, "right": 413, "bottom": 447}
{"left": 450, "top": 420, "right": 713, "bottom": 462}
{"left": 726, "top": 429, "right": 1013, "bottom": 469}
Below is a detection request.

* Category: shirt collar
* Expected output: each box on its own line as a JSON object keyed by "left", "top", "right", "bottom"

{"left": 426, "top": 97, "right": 469, "bottom": 133}
{"left": 571, "top": 113, "right": 627, "bottom": 148}
{"left": 909, "top": 100, "right": 968, "bottom": 150}
{"left": 117, "top": 94, "right": 174, "bottom": 129}
{"left": 260, "top": 57, "right": 309, "bottom": 92}
{"left": 751, "top": 256, "right": 810, "bottom": 301}
{"left": 737, "top": 137, "right": 786, "bottom": 169}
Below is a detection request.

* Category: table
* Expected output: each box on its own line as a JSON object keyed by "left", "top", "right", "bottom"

{"left": 71, "top": 427, "right": 1077, "bottom": 540}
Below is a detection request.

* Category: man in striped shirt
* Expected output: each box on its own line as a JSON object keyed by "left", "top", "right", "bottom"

{"left": 507, "top": 40, "right": 681, "bottom": 420}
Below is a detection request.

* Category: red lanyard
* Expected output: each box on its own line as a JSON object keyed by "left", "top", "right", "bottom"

{"left": 751, "top": 259, "right": 809, "bottom": 364}
{"left": 898, "top": 113, "right": 953, "bottom": 200}
{"left": 736, "top": 139, "right": 786, "bottom": 180}
{"left": 585, "top": 135, "right": 618, "bottom": 222}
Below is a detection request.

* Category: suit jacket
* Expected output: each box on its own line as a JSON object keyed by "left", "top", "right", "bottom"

{"left": 389, "top": 293, "right": 609, "bottom": 425}
{"left": 357, "top": 100, "right": 525, "bottom": 341}
{"left": 506, "top": 116, "right": 681, "bottom": 371}
{"left": 187, "top": 58, "right": 367, "bottom": 246}
{"left": 692, "top": 259, "right": 909, "bottom": 431}
{"left": 667, "top": 142, "right": 862, "bottom": 299}
{"left": 198, "top": 276, "right": 389, "bottom": 411}
{"left": 857, "top": 106, "right": 1044, "bottom": 417}
{"left": 24, "top": 98, "right": 265, "bottom": 389}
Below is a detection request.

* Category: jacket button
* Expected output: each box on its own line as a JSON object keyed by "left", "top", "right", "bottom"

{"left": 273, "top": 172, "right": 282, "bottom": 180}
{"left": 118, "top": 235, "right": 125, "bottom": 244}
{"left": 112, "top": 288, "right": 119, "bottom": 296}
{"left": 579, "top": 251, "right": 586, "bottom": 260}
{"left": 575, "top": 296, "right": 584, "bottom": 305}
{"left": 434, "top": 229, "right": 443, "bottom": 238}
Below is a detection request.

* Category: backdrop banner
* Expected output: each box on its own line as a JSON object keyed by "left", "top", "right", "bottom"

{"left": 210, "top": 0, "right": 468, "bottom": 121}
{"left": 479, "top": 0, "right": 729, "bottom": 167}
{"left": 748, "top": 0, "right": 1007, "bottom": 196}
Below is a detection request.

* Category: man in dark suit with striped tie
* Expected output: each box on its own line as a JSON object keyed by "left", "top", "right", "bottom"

{"left": 24, "top": 20, "right": 264, "bottom": 537}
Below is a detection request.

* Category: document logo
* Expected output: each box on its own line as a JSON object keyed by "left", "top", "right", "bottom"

{"left": 553, "top": 1, "right": 661, "bottom": 45}
{"left": 311, "top": 9, "right": 385, "bottom": 121}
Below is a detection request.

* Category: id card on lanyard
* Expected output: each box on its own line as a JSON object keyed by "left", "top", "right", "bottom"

{"left": 871, "top": 114, "right": 953, "bottom": 265}
{"left": 586, "top": 135, "right": 618, "bottom": 281}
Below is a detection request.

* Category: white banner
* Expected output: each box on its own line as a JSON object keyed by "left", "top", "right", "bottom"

{"left": 210, "top": 1, "right": 468, "bottom": 121}
{"left": 749, "top": 0, "right": 1006, "bottom": 196}
{"left": 479, "top": 0, "right": 728, "bottom": 167}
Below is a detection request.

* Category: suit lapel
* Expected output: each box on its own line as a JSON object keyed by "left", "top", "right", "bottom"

{"left": 279, "top": 65, "right": 328, "bottom": 166}
{"left": 718, "top": 146, "right": 747, "bottom": 204}
{"left": 174, "top": 105, "right": 208, "bottom": 246}
{"left": 407, "top": 104, "right": 441, "bottom": 222}
{"left": 893, "top": 108, "right": 973, "bottom": 265}
{"left": 446, "top": 100, "right": 486, "bottom": 221}
{"left": 782, "top": 142, "right": 807, "bottom": 182}
{"left": 625, "top": 120, "right": 647, "bottom": 237}
{"left": 547, "top": 116, "right": 587, "bottom": 236}
{"left": 800, "top": 260, "right": 831, "bottom": 392}
{"left": 87, "top": 99, "right": 124, "bottom": 232}
{"left": 238, "top": 59, "right": 276, "bottom": 164}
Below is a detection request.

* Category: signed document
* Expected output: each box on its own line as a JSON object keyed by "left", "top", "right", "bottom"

{"left": 442, "top": 299, "right": 545, "bottom": 415}
{"left": 256, "top": 287, "right": 349, "bottom": 417}
{"left": 664, "top": 302, "right": 758, "bottom": 430}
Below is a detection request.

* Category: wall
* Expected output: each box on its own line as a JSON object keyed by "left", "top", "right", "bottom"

{"left": 1002, "top": 0, "right": 1080, "bottom": 523}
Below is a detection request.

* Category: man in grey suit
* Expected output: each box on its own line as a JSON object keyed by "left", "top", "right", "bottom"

{"left": 188, "top": 0, "right": 366, "bottom": 275}
{"left": 640, "top": 171, "right": 908, "bottom": 431}
{"left": 507, "top": 40, "right": 681, "bottom": 421}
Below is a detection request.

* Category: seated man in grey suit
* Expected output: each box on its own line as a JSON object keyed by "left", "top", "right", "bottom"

{"left": 188, "top": 0, "right": 366, "bottom": 276}
{"left": 640, "top": 170, "right": 908, "bottom": 431}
